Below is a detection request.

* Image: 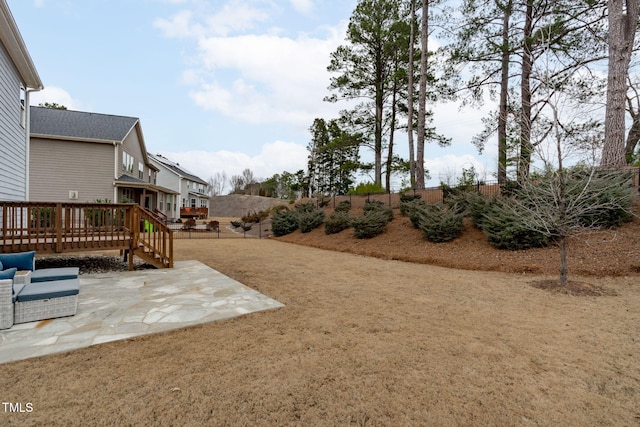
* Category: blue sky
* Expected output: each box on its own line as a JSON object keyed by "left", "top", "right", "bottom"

{"left": 8, "top": 0, "right": 496, "bottom": 190}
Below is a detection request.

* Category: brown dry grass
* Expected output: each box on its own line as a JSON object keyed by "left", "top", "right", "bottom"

{"left": 1, "top": 209, "right": 640, "bottom": 425}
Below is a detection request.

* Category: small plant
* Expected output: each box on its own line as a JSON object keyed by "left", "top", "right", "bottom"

{"left": 325, "top": 211, "right": 351, "bottom": 235}
{"left": 464, "top": 192, "right": 496, "bottom": 230}
{"left": 350, "top": 209, "right": 391, "bottom": 239}
{"left": 230, "top": 220, "right": 242, "bottom": 228}
{"left": 363, "top": 200, "right": 393, "bottom": 222}
{"left": 482, "top": 199, "right": 550, "bottom": 250}
{"left": 400, "top": 198, "right": 428, "bottom": 218}
{"left": 299, "top": 209, "right": 325, "bottom": 233}
{"left": 242, "top": 210, "right": 269, "bottom": 223}
{"left": 271, "top": 209, "right": 299, "bottom": 236}
{"left": 182, "top": 218, "right": 197, "bottom": 230}
{"left": 294, "top": 202, "right": 317, "bottom": 214}
{"left": 334, "top": 200, "right": 352, "bottom": 213}
{"left": 412, "top": 204, "right": 464, "bottom": 243}
{"left": 206, "top": 220, "right": 220, "bottom": 231}
{"left": 399, "top": 193, "right": 421, "bottom": 203}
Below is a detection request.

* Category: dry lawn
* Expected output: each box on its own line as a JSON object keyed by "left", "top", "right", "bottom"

{"left": 0, "top": 211, "right": 640, "bottom": 425}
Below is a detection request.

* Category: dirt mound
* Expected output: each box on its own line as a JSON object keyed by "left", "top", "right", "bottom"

{"left": 209, "top": 195, "right": 289, "bottom": 218}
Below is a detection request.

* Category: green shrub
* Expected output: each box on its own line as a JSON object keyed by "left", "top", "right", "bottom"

{"left": 349, "top": 182, "right": 386, "bottom": 194}
{"left": 350, "top": 209, "right": 391, "bottom": 239}
{"left": 412, "top": 204, "right": 464, "bottom": 243}
{"left": 403, "top": 199, "right": 430, "bottom": 227}
{"left": 230, "top": 220, "right": 242, "bottom": 228}
{"left": 482, "top": 199, "right": 550, "bottom": 250}
{"left": 334, "top": 200, "right": 352, "bottom": 213}
{"left": 363, "top": 200, "right": 393, "bottom": 222}
{"left": 299, "top": 209, "right": 325, "bottom": 233}
{"left": 399, "top": 193, "right": 421, "bottom": 203}
{"left": 325, "top": 211, "right": 351, "bottom": 235}
{"left": 464, "top": 192, "right": 496, "bottom": 230}
{"left": 271, "top": 209, "right": 299, "bottom": 236}
{"left": 294, "top": 201, "right": 317, "bottom": 214}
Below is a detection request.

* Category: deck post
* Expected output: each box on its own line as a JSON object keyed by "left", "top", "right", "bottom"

{"left": 55, "top": 203, "right": 63, "bottom": 253}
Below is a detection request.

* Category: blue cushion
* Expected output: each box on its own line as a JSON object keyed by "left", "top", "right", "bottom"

{"left": 0, "top": 267, "right": 17, "bottom": 280}
{"left": 0, "top": 260, "right": 3, "bottom": 270}
{"left": 15, "top": 278, "right": 80, "bottom": 302}
{"left": 31, "top": 267, "right": 79, "bottom": 283}
{"left": 0, "top": 252, "right": 36, "bottom": 271}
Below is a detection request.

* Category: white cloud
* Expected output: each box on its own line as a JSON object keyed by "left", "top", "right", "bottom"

{"left": 162, "top": 140, "right": 308, "bottom": 183}
{"left": 187, "top": 30, "right": 344, "bottom": 126}
{"left": 289, "top": 0, "right": 314, "bottom": 14}
{"left": 154, "top": 1, "right": 271, "bottom": 38}
{"left": 30, "top": 86, "right": 82, "bottom": 110}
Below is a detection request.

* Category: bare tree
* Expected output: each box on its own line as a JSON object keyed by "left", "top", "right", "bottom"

{"left": 229, "top": 175, "right": 245, "bottom": 194}
{"left": 241, "top": 168, "right": 257, "bottom": 195}
{"left": 208, "top": 171, "right": 227, "bottom": 196}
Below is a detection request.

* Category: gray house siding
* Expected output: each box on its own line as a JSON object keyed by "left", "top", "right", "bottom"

{"left": 150, "top": 161, "right": 180, "bottom": 220}
{"left": 0, "top": 38, "right": 26, "bottom": 201}
{"left": 29, "top": 138, "right": 115, "bottom": 202}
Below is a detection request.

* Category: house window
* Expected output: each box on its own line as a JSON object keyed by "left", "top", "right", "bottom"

{"left": 19, "top": 87, "right": 26, "bottom": 128}
{"left": 182, "top": 198, "right": 186, "bottom": 208}
{"left": 122, "top": 152, "right": 134, "bottom": 173}
{"left": 191, "top": 198, "right": 196, "bottom": 208}
{"left": 138, "top": 162, "right": 144, "bottom": 179}
{"left": 200, "top": 199, "right": 207, "bottom": 208}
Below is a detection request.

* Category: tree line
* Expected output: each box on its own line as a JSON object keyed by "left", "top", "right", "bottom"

{"left": 210, "top": 0, "right": 639, "bottom": 199}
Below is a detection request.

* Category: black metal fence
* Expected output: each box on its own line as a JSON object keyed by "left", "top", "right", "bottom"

{"left": 169, "top": 221, "right": 269, "bottom": 239}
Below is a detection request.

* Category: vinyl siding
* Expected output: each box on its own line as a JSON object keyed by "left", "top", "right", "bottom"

{"left": 119, "top": 126, "right": 153, "bottom": 182}
{"left": 0, "top": 39, "right": 27, "bottom": 201}
{"left": 29, "top": 138, "right": 115, "bottom": 202}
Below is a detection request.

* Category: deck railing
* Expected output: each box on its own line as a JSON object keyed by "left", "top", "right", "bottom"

{"left": 180, "top": 207, "right": 209, "bottom": 219}
{"left": 0, "top": 202, "right": 173, "bottom": 269}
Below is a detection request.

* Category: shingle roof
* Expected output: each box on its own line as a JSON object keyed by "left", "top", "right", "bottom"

{"left": 149, "top": 154, "right": 208, "bottom": 186}
{"left": 30, "top": 106, "right": 138, "bottom": 142}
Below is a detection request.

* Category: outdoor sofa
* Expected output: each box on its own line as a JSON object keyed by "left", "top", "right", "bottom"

{"left": 0, "top": 251, "right": 80, "bottom": 329}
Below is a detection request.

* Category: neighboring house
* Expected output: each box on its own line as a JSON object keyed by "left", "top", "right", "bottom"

{"left": 29, "top": 106, "right": 177, "bottom": 212}
{"left": 0, "top": 0, "right": 43, "bottom": 201}
{"left": 149, "top": 153, "right": 209, "bottom": 221}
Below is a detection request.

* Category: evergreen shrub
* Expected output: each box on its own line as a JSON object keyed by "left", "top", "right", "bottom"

{"left": 350, "top": 209, "right": 391, "bottom": 239}
{"left": 325, "top": 211, "right": 351, "bottom": 234}
{"left": 299, "top": 209, "right": 325, "bottom": 233}
{"left": 482, "top": 199, "right": 550, "bottom": 250}
{"left": 271, "top": 209, "right": 299, "bottom": 236}
{"left": 412, "top": 203, "right": 464, "bottom": 243}
{"left": 334, "top": 200, "right": 352, "bottom": 213}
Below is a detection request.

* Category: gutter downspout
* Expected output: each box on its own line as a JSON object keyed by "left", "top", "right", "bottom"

{"left": 25, "top": 86, "right": 42, "bottom": 201}
{"left": 113, "top": 141, "right": 119, "bottom": 202}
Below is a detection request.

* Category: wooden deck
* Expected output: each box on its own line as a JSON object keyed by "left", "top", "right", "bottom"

{"left": 0, "top": 202, "right": 173, "bottom": 269}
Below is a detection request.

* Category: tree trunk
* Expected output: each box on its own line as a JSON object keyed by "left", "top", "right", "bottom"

{"left": 498, "top": 0, "right": 512, "bottom": 184}
{"left": 407, "top": 0, "right": 416, "bottom": 187}
{"left": 416, "top": 0, "right": 429, "bottom": 189}
{"left": 624, "top": 113, "right": 640, "bottom": 161}
{"left": 518, "top": 0, "right": 533, "bottom": 181}
{"left": 602, "top": 0, "right": 640, "bottom": 168}
{"left": 386, "top": 85, "right": 398, "bottom": 192}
